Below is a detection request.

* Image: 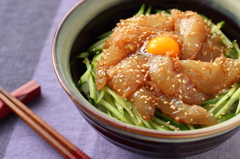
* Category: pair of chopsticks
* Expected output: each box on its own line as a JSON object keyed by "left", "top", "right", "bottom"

{"left": 0, "top": 86, "right": 91, "bottom": 159}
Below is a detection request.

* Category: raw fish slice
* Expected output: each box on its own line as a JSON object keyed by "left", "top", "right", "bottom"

{"left": 148, "top": 55, "right": 211, "bottom": 105}
{"left": 171, "top": 9, "right": 209, "bottom": 60}
{"left": 157, "top": 95, "right": 218, "bottom": 125}
{"left": 178, "top": 55, "right": 240, "bottom": 94}
{"left": 107, "top": 56, "right": 144, "bottom": 98}
{"left": 128, "top": 87, "right": 158, "bottom": 120}
{"left": 195, "top": 34, "right": 227, "bottom": 62}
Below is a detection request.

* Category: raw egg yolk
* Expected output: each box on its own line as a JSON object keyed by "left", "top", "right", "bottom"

{"left": 147, "top": 36, "right": 180, "bottom": 57}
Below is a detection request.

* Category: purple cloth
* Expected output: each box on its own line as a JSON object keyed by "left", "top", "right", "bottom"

{"left": 2, "top": 0, "right": 240, "bottom": 159}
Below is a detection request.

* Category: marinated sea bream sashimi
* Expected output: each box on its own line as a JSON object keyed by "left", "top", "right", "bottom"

{"left": 94, "top": 9, "right": 240, "bottom": 125}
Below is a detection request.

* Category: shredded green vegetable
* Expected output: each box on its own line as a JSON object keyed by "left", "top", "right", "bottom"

{"left": 76, "top": 4, "right": 240, "bottom": 131}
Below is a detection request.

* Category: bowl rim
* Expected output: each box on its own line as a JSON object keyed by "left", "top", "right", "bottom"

{"left": 52, "top": 0, "right": 240, "bottom": 141}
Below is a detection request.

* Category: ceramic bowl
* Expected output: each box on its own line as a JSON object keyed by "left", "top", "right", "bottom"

{"left": 52, "top": 0, "right": 240, "bottom": 158}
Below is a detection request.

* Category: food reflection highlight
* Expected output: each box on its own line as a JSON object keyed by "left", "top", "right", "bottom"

{"left": 77, "top": 5, "right": 240, "bottom": 131}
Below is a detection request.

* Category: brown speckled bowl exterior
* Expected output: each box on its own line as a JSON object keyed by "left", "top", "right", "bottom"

{"left": 52, "top": 0, "right": 240, "bottom": 158}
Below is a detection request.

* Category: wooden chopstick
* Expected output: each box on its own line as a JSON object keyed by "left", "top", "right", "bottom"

{"left": 0, "top": 86, "right": 91, "bottom": 159}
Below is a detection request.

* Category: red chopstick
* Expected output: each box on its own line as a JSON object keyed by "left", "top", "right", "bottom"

{"left": 0, "top": 85, "right": 91, "bottom": 159}
{"left": 0, "top": 80, "right": 41, "bottom": 119}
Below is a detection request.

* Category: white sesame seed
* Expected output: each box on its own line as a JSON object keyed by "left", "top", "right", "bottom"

{"left": 163, "top": 101, "right": 168, "bottom": 104}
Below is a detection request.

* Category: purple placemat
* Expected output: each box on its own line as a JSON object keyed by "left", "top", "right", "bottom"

{"left": 2, "top": 0, "right": 240, "bottom": 159}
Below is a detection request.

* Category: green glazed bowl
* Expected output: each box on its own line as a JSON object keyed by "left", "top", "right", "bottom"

{"left": 52, "top": 0, "right": 240, "bottom": 158}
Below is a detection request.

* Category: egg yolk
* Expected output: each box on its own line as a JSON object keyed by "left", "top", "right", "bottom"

{"left": 147, "top": 36, "right": 180, "bottom": 57}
